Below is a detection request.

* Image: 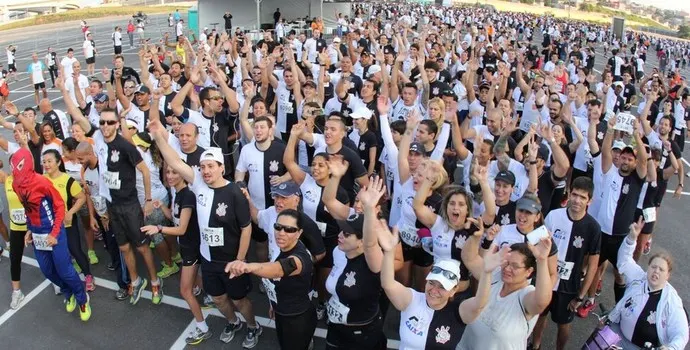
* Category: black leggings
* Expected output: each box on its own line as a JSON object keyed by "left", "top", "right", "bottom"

{"left": 48, "top": 66, "right": 58, "bottom": 86}
{"left": 9, "top": 229, "right": 26, "bottom": 282}
{"left": 275, "top": 305, "right": 316, "bottom": 350}
{"left": 67, "top": 223, "right": 91, "bottom": 275}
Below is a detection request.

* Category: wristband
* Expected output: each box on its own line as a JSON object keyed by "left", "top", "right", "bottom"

{"left": 575, "top": 296, "right": 584, "bottom": 302}
{"left": 535, "top": 104, "right": 543, "bottom": 109}
{"left": 146, "top": 198, "right": 153, "bottom": 202}
{"left": 529, "top": 160, "right": 538, "bottom": 165}
{"left": 480, "top": 238, "right": 493, "bottom": 250}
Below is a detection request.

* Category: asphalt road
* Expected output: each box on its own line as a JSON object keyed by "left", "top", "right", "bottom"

{"left": 0, "top": 13, "right": 689, "bottom": 350}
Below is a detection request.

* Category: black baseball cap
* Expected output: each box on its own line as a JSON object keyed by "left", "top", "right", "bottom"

{"left": 495, "top": 170, "right": 516, "bottom": 186}
{"left": 336, "top": 213, "right": 364, "bottom": 239}
{"left": 134, "top": 85, "right": 150, "bottom": 95}
{"left": 409, "top": 142, "right": 424, "bottom": 154}
{"left": 270, "top": 181, "right": 301, "bottom": 197}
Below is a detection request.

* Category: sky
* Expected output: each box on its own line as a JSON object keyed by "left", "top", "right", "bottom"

{"left": 633, "top": 0, "right": 690, "bottom": 13}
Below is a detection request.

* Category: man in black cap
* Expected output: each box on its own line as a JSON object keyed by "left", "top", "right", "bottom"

{"left": 484, "top": 170, "right": 518, "bottom": 226}
{"left": 116, "top": 83, "right": 152, "bottom": 132}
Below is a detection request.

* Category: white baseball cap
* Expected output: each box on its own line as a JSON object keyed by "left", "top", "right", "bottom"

{"left": 367, "top": 64, "right": 382, "bottom": 77}
{"left": 350, "top": 106, "right": 373, "bottom": 120}
{"left": 426, "top": 259, "right": 461, "bottom": 290}
{"left": 200, "top": 147, "right": 224, "bottom": 165}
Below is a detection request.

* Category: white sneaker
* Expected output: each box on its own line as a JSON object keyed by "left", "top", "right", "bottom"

{"left": 10, "top": 289, "right": 24, "bottom": 310}
{"left": 53, "top": 283, "right": 62, "bottom": 295}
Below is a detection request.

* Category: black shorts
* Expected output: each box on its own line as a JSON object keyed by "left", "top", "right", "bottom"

{"left": 179, "top": 245, "right": 200, "bottom": 267}
{"left": 326, "top": 314, "right": 386, "bottom": 349}
{"left": 251, "top": 221, "right": 267, "bottom": 243}
{"left": 86, "top": 57, "right": 95, "bottom": 65}
{"left": 599, "top": 234, "right": 626, "bottom": 268}
{"left": 201, "top": 259, "right": 251, "bottom": 300}
{"left": 401, "top": 241, "right": 434, "bottom": 267}
{"left": 633, "top": 208, "right": 656, "bottom": 234}
{"left": 8, "top": 63, "right": 15, "bottom": 72}
{"left": 674, "top": 130, "right": 685, "bottom": 152}
{"left": 34, "top": 82, "right": 45, "bottom": 90}
{"left": 107, "top": 203, "right": 148, "bottom": 247}
{"left": 541, "top": 291, "right": 577, "bottom": 324}
{"left": 114, "top": 46, "right": 122, "bottom": 55}
{"left": 316, "top": 236, "right": 338, "bottom": 269}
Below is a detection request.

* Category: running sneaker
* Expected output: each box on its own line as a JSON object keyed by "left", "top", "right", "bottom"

{"left": 192, "top": 285, "right": 202, "bottom": 297}
{"left": 10, "top": 289, "right": 24, "bottom": 310}
{"left": 65, "top": 295, "right": 77, "bottom": 313}
{"left": 202, "top": 294, "right": 215, "bottom": 309}
{"left": 594, "top": 280, "right": 602, "bottom": 297}
{"left": 577, "top": 299, "right": 596, "bottom": 318}
{"left": 130, "top": 278, "right": 148, "bottom": 305}
{"left": 72, "top": 259, "right": 82, "bottom": 273}
{"left": 79, "top": 295, "right": 92, "bottom": 322}
{"left": 242, "top": 323, "right": 263, "bottom": 349}
{"left": 157, "top": 263, "right": 180, "bottom": 278}
{"left": 172, "top": 252, "right": 182, "bottom": 265}
{"left": 151, "top": 279, "right": 163, "bottom": 305}
{"left": 220, "top": 320, "right": 244, "bottom": 343}
{"left": 185, "top": 327, "right": 212, "bottom": 345}
{"left": 106, "top": 261, "right": 119, "bottom": 271}
{"left": 53, "top": 283, "right": 62, "bottom": 295}
{"left": 115, "top": 287, "right": 129, "bottom": 301}
{"left": 88, "top": 250, "right": 99, "bottom": 265}
{"left": 85, "top": 275, "right": 96, "bottom": 292}
{"left": 315, "top": 302, "right": 326, "bottom": 321}
{"left": 643, "top": 238, "right": 652, "bottom": 255}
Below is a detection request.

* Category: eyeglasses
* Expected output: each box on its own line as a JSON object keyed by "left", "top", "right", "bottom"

{"left": 430, "top": 266, "right": 458, "bottom": 281}
{"left": 274, "top": 222, "right": 299, "bottom": 234}
{"left": 208, "top": 96, "right": 224, "bottom": 101}
{"left": 502, "top": 262, "right": 526, "bottom": 270}
{"left": 99, "top": 120, "right": 118, "bottom": 126}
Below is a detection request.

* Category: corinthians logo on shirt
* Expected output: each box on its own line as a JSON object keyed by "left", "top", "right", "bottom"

{"left": 435, "top": 325, "right": 451, "bottom": 344}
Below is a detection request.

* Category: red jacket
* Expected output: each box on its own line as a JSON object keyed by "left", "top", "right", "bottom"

{"left": 127, "top": 23, "right": 135, "bottom": 33}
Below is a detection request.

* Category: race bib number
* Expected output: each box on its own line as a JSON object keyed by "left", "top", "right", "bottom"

{"left": 399, "top": 225, "right": 421, "bottom": 247}
{"left": 103, "top": 171, "right": 121, "bottom": 190}
{"left": 92, "top": 196, "right": 107, "bottom": 215}
{"left": 202, "top": 227, "right": 224, "bottom": 247}
{"left": 613, "top": 112, "right": 635, "bottom": 134}
{"left": 262, "top": 278, "right": 277, "bottom": 304}
{"left": 327, "top": 297, "right": 350, "bottom": 325}
{"left": 10, "top": 208, "right": 26, "bottom": 224}
{"left": 315, "top": 221, "right": 327, "bottom": 237}
{"left": 515, "top": 101, "right": 524, "bottom": 112}
{"left": 280, "top": 100, "right": 294, "bottom": 114}
{"left": 32, "top": 233, "right": 53, "bottom": 251}
{"left": 557, "top": 260, "right": 574, "bottom": 280}
{"left": 642, "top": 207, "right": 656, "bottom": 223}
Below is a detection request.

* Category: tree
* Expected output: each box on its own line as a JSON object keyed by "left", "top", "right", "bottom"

{"left": 679, "top": 25, "right": 690, "bottom": 39}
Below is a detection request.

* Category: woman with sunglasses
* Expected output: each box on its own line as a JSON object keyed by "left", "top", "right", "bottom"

{"left": 225, "top": 209, "right": 315, "bottom": 350}
{"left": 285, "top": 121, "right": 350, "bottom": 320}
{"left": 376, "top": 217, "right": 502, "bottom": 349}
{"left": 413, "top": 163, "right": 496, "bottom": 295}
{"left": 141, "top": 165, "right": 210, "bottom": 345}
{"left": 42, "top": 149, "right": 95, "bottom": 292}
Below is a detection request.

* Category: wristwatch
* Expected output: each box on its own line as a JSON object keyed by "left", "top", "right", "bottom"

{"left": 575, "top": 296, "right": 584, "bottom": 302}
{"left": 156, "top": 225, "right": 163, "bottom": 234}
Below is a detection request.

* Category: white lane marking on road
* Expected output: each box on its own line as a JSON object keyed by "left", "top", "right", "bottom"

{"left": 2, "top": 252, "right": 401, "bottom": 349}
{"left": 170, "top": 319, "right": 197, "bottom": 350}
{"left": 0, "top": 279, "right": 51, "bottom": 327}
{"left": 666, "top": 190, "right": 690, "bottom": 196}
{"left": 681, "top": 157, "right": 690, "bottom": 168}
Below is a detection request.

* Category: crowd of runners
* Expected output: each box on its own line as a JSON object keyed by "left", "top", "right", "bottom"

{"left": 0, "top": 2, "right": 689, "bottom": 349}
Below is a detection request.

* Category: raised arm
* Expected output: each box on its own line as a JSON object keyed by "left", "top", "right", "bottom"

{"left": 601, "top": 115, "right": 616, "bottom": 174}
{"left": 323, "top": 156, "right": 352, "bottom": 220}
{"left": 148, "top": 117, "right": 195, "bottom": 184}
{"left": 522, "top": 237, "right": 554, "bottom": 317}
{"left": 413, "top": 176, "right": 439, "bottom": 228}
{"left": 283, "top": 122, "right": 307, "bottom": 185}
{"left": 398, "top": 111, "right": 419, "bottom": 184}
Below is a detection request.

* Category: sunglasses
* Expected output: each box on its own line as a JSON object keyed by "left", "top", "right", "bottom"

{"left": 99, "top": 120, "right": 118, "bottom": 126}
{"left": 274, "top": 222, "right": 299, "bottom": 234}
{"left": 430, "top": 266, "right": 458, "bottom": 281}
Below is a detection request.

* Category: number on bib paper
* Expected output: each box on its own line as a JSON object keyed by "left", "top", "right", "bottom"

{"left": 327, "top": 297, "right": 350, "bottom": 325}
{"left": 262, "top": 279, "right": 277, "bottom": 303}
{"left": 202, "top": 227, "right": 224, "bottom": 247}
{"left": 92, "top": 196, "right": 107, "bottom": 215}
{"left": 10, "top": 208, "right": 26, "bottom": 224}
{"left": 32, "top": 233, "right": 53, "bottom": 251}
{"left": 316, "top": 221, "right": 327, "bottom": 237}
{"left": 557, "top": 260, "right": 574, "bottom": 280}
{"left": 642, "top": 207, "right": 656, "bottom": 223}
{"left": 103, "top": 171, "right": 121, "bottom": 190}
{"left": 399, "top": 225, "right": 421, "bottom": 247}
{"left": 280, "top": 101, "right": 294, "bottom": 114}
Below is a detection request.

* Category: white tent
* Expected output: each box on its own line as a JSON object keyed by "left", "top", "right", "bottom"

{"left": 198, "top": 0, "right": 349, "bottom": 33}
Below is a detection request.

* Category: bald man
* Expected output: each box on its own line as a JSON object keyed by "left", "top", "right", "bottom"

{"left": 166, "top": 122, "right": 206, "bottom": 170}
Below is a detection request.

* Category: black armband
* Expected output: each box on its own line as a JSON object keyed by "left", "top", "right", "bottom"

{"left": 480, "top": 238, "right": 493, "bottom": 250}
{"left": 469, "top": 182, "right": 482, "bottom": 194}
{"left": 278, "top": 256, "right": 298, "bottom": 276}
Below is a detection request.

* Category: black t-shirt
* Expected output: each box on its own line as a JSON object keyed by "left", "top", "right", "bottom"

{"left": 173, "top": 186, "right": 200, "bottom": 253}
{"left": 327, "top": 145, "right": 367, "bottom": 203}
{"left": 631, "top": 289, "right": 662, "bottom": 348}
{"left": 354, "top": 130, "right": 377, "bottom": 173}
{"left": 537, "top": 168, "right": 558, "bottom": 216}
{"left": 429, "top": 79, "right": 451, "bottom": 99}
{"left": 328, "top": 250, "right": 381, "bottom": 324}
{"left": 494, "top": 200, "right": 517, "bottom": 226}
{"left": 223, "top": 13, "right": 233, "bottom": 28}
{"left": 43, "top": 110, "right": 68, "bottom": 140}
{"left": 611, "top": 171, "right": 646, "bottom": 236}
{"left": 105, "top": 134, "right": 143, "bottom": 205}
{"left": 623, "top": 83, "right": 637, "bottom": 105}
{"left": 111, "top": 66, "right": 141, "bottom": 85}
{"left": 298, "top": 213, "right": 326, "bottom": 258}
{"left": 270, "top": 241, "right": 314, "bottom": 316}
{"left": 181, "top": 145, "right": 206, "bottom": 169}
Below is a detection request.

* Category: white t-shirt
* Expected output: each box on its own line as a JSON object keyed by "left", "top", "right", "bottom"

{"left": 83, "top": 40, "right": 95, "bottom": 58}
{"left": 28, "top": 61, "right": 45, "bottom": 84}
{"left": 65, "top": 74, "right": 90, "bottom": 106}
{"left": 60, "top": 57, "right": 78, "bottom": 77}
{"left": 112, "top": 32, "right": 122, "bottom": 46}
